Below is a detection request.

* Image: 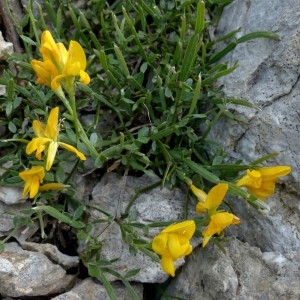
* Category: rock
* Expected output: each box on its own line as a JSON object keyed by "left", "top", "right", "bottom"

{"left": 86, "top": 172, "right": 200, "bottom": 283}
{"left": 51, "top": 278, "right": 143, "bottom": 300}
{"left": 207, "top": 0, "right": 300, "bottom": 255}
{"left": 212, "top": 0, "right": 300, "bottom": 187}
{"left": 19, "top": 242, "right": 79, "bottom": 269}
{"left": 0, "top": 201, "right": 32, "bottom": 237}
{"left": 0, "top": 31, "right": 13, "bottom": 60}
{"left": 0, "top": 186, "right": 24, "bottom": 204}
{"left": 0, "top": 242, "right": 76, "bottom": 298}
{"left": 163, "top": 238, "right": 300, "bottom": 300}
{"left": 0, "top": 30, "right": 13, "bottom": 96}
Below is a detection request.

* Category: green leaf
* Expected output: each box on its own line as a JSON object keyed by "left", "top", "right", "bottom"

{"left": 33, "top": 206, "right": 85, "bottom": 228}
{"left": 20, "top": 35, "right": 37, "bottom": 46}
{"left": 183, "top": 159, "right": 220, "bottom": 184}
{"left": 180, "top": 33, "right": 202, "bottom": 81}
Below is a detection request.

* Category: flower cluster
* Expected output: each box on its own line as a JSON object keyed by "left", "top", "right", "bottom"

{"left": 152, "top": 165, "right": 291, "bottom": 276}
{"left": 31, "top": 30, "right": 90, "bottom": 96}
{"left": 19, "top": 31, "right": 89, "bottom": 199}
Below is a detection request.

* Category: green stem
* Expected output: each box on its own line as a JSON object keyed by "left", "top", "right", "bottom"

{"left": 56, "top": 92, "right": 99, "bottom": 159}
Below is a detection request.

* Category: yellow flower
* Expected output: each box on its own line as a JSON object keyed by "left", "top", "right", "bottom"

{"left": 19, "top": 166, "right": 45, "bottom": 198}
{"left": 31, "top": 30, "right": 90, "bottom": 94}
{"left": 152, "top": 220, "right": 196, "bottom": 277}
{"left": 26, "top": 107, "right": 86, "bottom": 171}
{"left": 236, "top": 166, "right": 291, "bottom": 200}
{"left": 202, "top": 212, "right": 240, "bottom": 247}
{"left": 191, "top": 183, "right": 228, "bottom": 215}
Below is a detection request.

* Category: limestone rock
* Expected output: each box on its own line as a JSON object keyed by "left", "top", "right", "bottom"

{"left": 0, "top": 201, "right": 32, "bottom": 237}
{"left": 164, "top": 238, "right": 300, "bottom": 300}
{"left": 51, "top": 278, "right": 143, "bottom": 300}
{"left": 212, "top": 0, "right": 300, "bottom": 187}
{"left": 0, "top": 31, "right": 13, "bottom": 60}
{"left": 19, "top": 242, "right": 79, "bottom": 269}
{"left": 86, "top": 172, "right": 200, "bottom": 283}
{"left": 0, "top": 242, "right": 75, "bottom": 297}
{"left": 0, "top": 186, "right": 24, "bottom": 205}
{"left": 207, "top": 0, "right": 300, "bottom": 258}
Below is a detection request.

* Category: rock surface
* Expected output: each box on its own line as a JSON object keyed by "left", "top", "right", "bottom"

{"left": 88, "top": 172, "right": 200, "bottom": 283}
{"left": 207, "top": 0, "right": 300, "bottom": 256}
{"left": 0, "top": 242, "right": 75, "bottom": 298}
{"left": 164, "top": 238, "right": 300, "bottom": 300}
{"left": 52, "top": 278, "right": 143, "bottom": 300}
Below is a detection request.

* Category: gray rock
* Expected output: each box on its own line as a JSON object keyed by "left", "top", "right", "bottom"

{"left": 0, "top": 30, "right": 13, "bottom": 96}
{"left": 0, "top": 242, "right": 75, "bottom": 297}
{"left": 212, "top": 0, "right": 300, "bottom": 187}
{"left": 51, "top": 278, "right": 143, "bottom": 300}
{"left": 0, "top": 201, "right": 32, "bottom": 237}
{"left": 0, "top": 31, "right": 13, "bottom": 60}
{"left": 207, "top": 0, "right": 300, "bottom": 259}
{"left": 164, "top": 238, "right": 300, "bottom": 300}
{"left": 0, "top": 186, "right": 24, "bottom": 204}
{"left": 86, "top": 172, "right": 200, "bottom": 283}
{"left": 19, "top": 242, "right": 79, "bottom": 269}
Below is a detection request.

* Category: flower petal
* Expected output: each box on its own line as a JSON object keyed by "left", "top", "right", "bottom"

{"left": 46, "top": 141, "right": 59, "bottom": 171}
{"left": 26, "top": 137, "right": 51, "bottom": 155}
{"left": 79, "top": 70, "right": 90, "bottom": 85}
{"left": 39, "top": 183, "right": 68, "bottom": 191}
{"left": 205, "top": 183, "right": 228, "bottom": 210}
{"left": 59, "top": 142, "right": 86, "bottom": 160}
{"left": 167, "top": 234, "right": 181, "bottom": 259}
{"left": 162, "top": 220, "right": 196, "bottom": 239}
{"left": 44, "top": 107, "right": 59, "bottom": 141}
{"left": 190, "top": 184, "right": 207, "bottom": 202}
{"left": 161, "top": 256, "right": 175, "bottom": 277}
{"left": 152, "top": 233, "right": 168, "bottom": 256}
{"left": 258, "top": 166, "right": 291, "bottom": 180}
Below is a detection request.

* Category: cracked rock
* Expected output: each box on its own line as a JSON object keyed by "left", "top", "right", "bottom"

{"left": 164, "top": 238, "right": 300, "bottom": 300}
{"left": 51, "top": 278, "right": 143, "bottom": 300}
{"left": 86, "top": 172, "right": 201, "bottom": 283}
{"left": 0, "top": 242, "right": 75, "bottom": 298}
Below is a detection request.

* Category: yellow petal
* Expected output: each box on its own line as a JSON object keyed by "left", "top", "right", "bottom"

{"left": 258, "top": 166, "right": 291, "bottom": 180}
{"left": 46, "top": 141, "right": 59, "bottom": 171}
{"left": 51, "top": 74, "right": 64, "bottom": 91}
{"left": 31, "top": 60, "right": 55, "bottom": 87}
{"left": 202, "top": 212, "right": 240, "bottom": 247}
{"left": 167, "top": 234, "right": 181, "bottom": 259}
{"left": 29, "top": 176, "right": 40, "bottom": 198}
{"left": 152, "top": 233, "right": 168, "bottom": 256}
{"left": 59, "top": 142, "right": 86, "bottom": 160}
{"left": 196, "top": 201, "right": 207, "bottom": 214}
{"left": 236, "top": 170, "right": 261, "bottom": 188}
{"left": 40, "top": 31, "right": 61, "bottom": 66}
{"left": 162, "top": 220, "right": 196, "bottom": 240}
{"left": 190, "top": 184, "right": 207, "bottom": 202}
{"left": 39, "top": 183, "right": 67, "bottom": 191}
{"left": 19, "top": 166, "right": 45, "bottom": 180}
{"left": 67, "top": 40, "right": 87, "bottom": 70}
{"left": 161, "top": 256, "right": 175, "bottom": 277}
{"left": 44, "top": 107, "right": 59, "bottom": 141}
{"left": 26, "top": 137, "right": 51, "bottom": 155}
{"left": 79, "top": 70, "right": 90, "bottom": 85}
{"left": 205, "top": 183, "right": 228, "bottom": 210}
{"left": 32, "top": 120, "right": 45, "bottom": 137}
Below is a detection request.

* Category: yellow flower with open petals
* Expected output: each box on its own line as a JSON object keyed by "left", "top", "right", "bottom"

{"left": 236, "top": 166, "right": 291, "bottom": 200}
{"left": 26, "top": 107, "right": 86, "bottom": 171}
{"left": 191, "top": 183, "right": 228, "bottom": 215}
{"left": 202, "top": 212, "right": 240, "bottom": 247}
{"left": 152, "top": 220, "right": 196, "bottom": 277}
{"left": 31, "top": 30, "right": 90, "bottom": 94}
{"left": 19, "top": 166, "right": 45, "bottom": 198}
